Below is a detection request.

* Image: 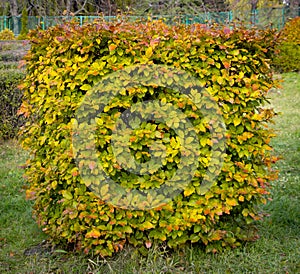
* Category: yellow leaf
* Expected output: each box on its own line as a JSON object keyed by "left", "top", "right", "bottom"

{"left": 184, "top": 185, "right": 195, "bottom": 196}
{"left": 242, "top": 208, "right": 249, "bottom": 217}
{"left": 80, "top": 84, "right": 91, "bottom": 91}
{"left": 51, "top": 181, "right": 57, "bottom": 189}
{"left": 140, "top": 221, "right": 154, "bottom": 230}
{"left": 200, "top": 137, "right": 207, "bottom": 147}
{"left": 145, "top": 47, "right": 153, "bottom": 58}
{"left": 233, "top": 116, "right": 242, "bottom": 126}
{"left": 238, "top": 195, "right": 244, "bottom": 202}
{"left": 86, "top": 229, "right": 101, "bottom": 238}
{"left": 226, "top": 198, "right": 238, "bottom": 206}
{"left": 217, "top": 76, "right": 224, "bottom": 85}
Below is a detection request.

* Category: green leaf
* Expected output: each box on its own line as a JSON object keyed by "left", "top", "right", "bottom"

{"left": 80, "top": 84, "right": 92, "bottom": 91}
{"left": 62, "top": 190, "right": 73, "bottom": 200}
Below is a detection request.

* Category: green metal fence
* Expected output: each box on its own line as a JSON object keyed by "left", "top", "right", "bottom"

{"left": 0, "top": 7, "right": 299, "bottom": 36}
{"left": 0, "top": 13, "right": 233, "bottom": 36}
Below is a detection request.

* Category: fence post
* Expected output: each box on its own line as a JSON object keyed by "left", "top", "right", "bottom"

{"left": 250, "top": 9, "right": 258, "bottom": 25}
{"left": 228, "top": 10, "right": 233, "bottom": 24}
{"left": 282, "top": 6, "right": 285, "bottom": 30}
{"left": 4, "top": 16, "right": 7, "bottom": 30}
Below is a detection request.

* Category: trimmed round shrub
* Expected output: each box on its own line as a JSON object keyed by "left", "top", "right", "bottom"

{"left": 273, "top": 17, "right": 300, "bottom": 72}
{"left": 20, "top": 20, "right": 279, "bottom": 256}
{"left": 0, "top": 29, "right": 15, "bottom": 40}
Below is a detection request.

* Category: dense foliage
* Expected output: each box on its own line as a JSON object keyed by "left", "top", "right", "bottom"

{"left": 0, "top": 41, "right": 25, "bottom": 139}
{"left": 273, "top": 17, "right": 300, "bottom": 72}
{"left": 0, "top": 69, "right": 25, "bottom": 139}
{"left": 0, "top": 29, "right": 15, "bottom": 40}
{"left": 18, "top": 7, "right": 29, "bottom": 40}
{"left": 20, "top": 20, "right": 280, "bottom": 256}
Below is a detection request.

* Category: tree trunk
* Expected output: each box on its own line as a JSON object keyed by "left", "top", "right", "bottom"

{"left": 288, "top": 0, "right": 300, "bottom": 17}
{"left": 250, "top": 0, "right": 258, "bottom": 24}
{"left": 9, "top": 0, "right": 19, "bottom": 36}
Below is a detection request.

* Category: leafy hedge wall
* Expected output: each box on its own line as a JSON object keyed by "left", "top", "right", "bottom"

{"left": 20, "top": 20, "right": 280, "bottom": 256}
{"left": 273, "top": 17, "right": 300, "bottom": 72}
{"left": 0, "top": 69, "right": 25, "bottom": 139}
{"left": 0, "top": 40, "right": 26, "bottom": 139}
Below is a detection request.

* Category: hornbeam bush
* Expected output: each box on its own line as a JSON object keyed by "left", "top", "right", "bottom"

{"left": 0, "top": 29, "right": 15, "bottom": 40}
{"left": 273, "top": 17, "right": 300, "bottom": 72}
{"left": 0, "top": 69, "right": 25, "bottom": 139}
{"left": 19, "top": 19, "right": 280, "bottom": 256}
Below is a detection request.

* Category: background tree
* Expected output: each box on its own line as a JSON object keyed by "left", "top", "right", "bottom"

{"left": 8, "top": 0, "right": 24, "bottom": 35}
{"left": 19, "top": 6, "right": 28, "bottom": 38}
{"left": 1, "top": 0, "right": 298, "bottom": 31}
{"left": 0, "top": 1, "right": 10, "bottom": 16}
{"left": 125, "top": 0, "right": 230, "bottom": 17}
{"left": 283, "top": 0, "right": 300, "bottom": 17}
{"left": 2, "top": 0, "right": 295, "bottom": 16}
{"left": 226, "top": 0, "right": 292, "bottom": 27}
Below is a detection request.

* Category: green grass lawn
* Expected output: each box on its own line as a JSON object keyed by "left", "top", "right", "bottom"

{"left": 0, "top": 72, "right": 299, "bottom": 274}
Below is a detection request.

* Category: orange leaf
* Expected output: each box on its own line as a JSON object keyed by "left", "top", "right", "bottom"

{"left": 86, "top": 229, "right": 101, "bottom": 238}
{"left": 223, "top": 61, "right": 230, "bottom": 69}
{"left": 109, "top": 44, "right": 117, "bottom": 51}
{"left": 226, "top": 198, "right": 238, "bottom": 206}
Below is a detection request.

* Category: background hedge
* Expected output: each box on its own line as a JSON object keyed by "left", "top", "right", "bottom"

{"left": 0, "top": 41, "right": 27, "bottom": 140}
{"left": 0, "top": 29, "right": 15, "bottom": 40}
{"left": 273, "top": 17, "right": 300, "bottom": 72}
{"left": 20, "top": 20, "right": 280, "bottom": 256}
